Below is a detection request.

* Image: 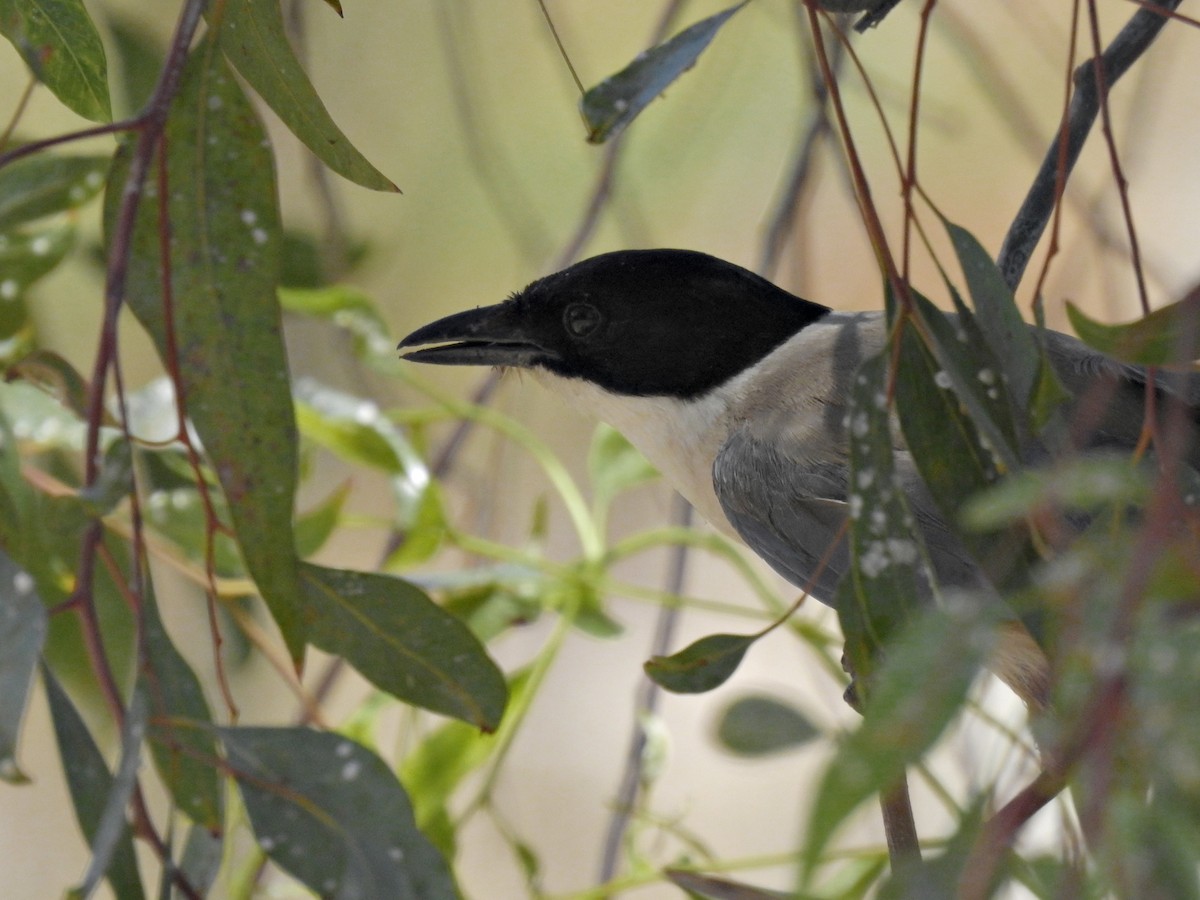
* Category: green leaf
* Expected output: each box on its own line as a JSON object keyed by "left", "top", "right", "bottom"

{"left": 77, "top": 689, "right": 146, "bottom": 900}
{"left": 644, "top": 632, "right": 755, "bottom": 693}
{"left": 294, "top": 480, "right": 351, "bottom": 558}
{"left": 0, "top": 153, "right": 109, "bottom": 232}
{"left": 715, "top": 694, "right": 820, "bottom": 756}
{"left": 106, "top": 36, "right": 307, "bottom": 660}
{"left": 962, "top": 456, "right": 1150, "bottom": 530}
{"left": 401, "top": 669, "right": 533, "bottom": 856}
{"left": 213, "top": 0, "right": 399, "bottom": 192}
{"left": 804, "top": 603, "right": 996, "bottom": 873}
{"left": 301, "top": 563, "right": 507, "bottom": 730}
{"left": 43, "top": 665, "right": 145, "bottom": 900}
{"left": 0, "top": 220, "right": 74, "bottom": 302}
{"left": 579, "top": 1, "right": 748, "bottom": 143}
{"left": 5, "top": 349, "right": 93, "bottom": 421}
{"left": 1066, "top": 291, "right": 1200, "bottom": 366}
{"left": 943, "top": 218, "right": 1042, "bottom": 411}
{"left": 141, "top": 586, "right": 224, "bottom": 831}
{"left": 664, "top": 869, "right": 788, "bottom": 899}
{"left": 220, "top": 726, "right": 458, "bottom": 899}
{"left": 0, "top": 550, "right": 44, "bottom": 783}
{"left": 0, "top": 0, "right": 111, "bottom": 121}
{"left": 839, "top": 353, "right": 930, "bottom": 686}
{"left": 296, "top": 397, "right": 403, "bottom": 473}
{"left": 588, "top": 424, "right": 658, "bottom": 507}
{"left": 77, "top": 438, "right": 132, "bottom": 516}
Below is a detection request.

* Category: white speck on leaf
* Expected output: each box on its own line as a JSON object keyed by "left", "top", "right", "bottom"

{"left": 251, "top": 228, "right": 268, "bottom": 245}
{"left": 335, "top": 741, "right": 354, "bottom": 758}
{"left": 934, "top": 370, "right": 952, "bottom": 389}
{"left": 13, "top": 571, "right": 33, "bottom": 595}
{"left": 240, "top": 209, "right": 258, "bottom": 226}
{"left": 207, "top": 95, "right": 223, "bottom": 110}
{"left": 0, "top": 280, "right": 18, "bottom": 300}
{"left": 341, "top": 760, "right": 361, "bottom": 781}
{"left": 30, "top": 235, "right": 51, "bottom": 256}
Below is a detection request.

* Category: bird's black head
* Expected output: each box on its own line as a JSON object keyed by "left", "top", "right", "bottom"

{"left": 398, "top": 249, "right": 831, "bottom": 399}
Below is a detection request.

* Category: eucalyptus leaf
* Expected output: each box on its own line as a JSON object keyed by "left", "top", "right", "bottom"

{"left": 715, "top": 694, "right": 820, "bottom": 756}
{"left": 214, "top": 0, "right": 399, "bottom": 191}
{"left": 0, "top": 0, "right": 111, "bottom": 121}
{"left": 1066, "top": 291, "right": 1200, "bottom": 366}
{"left": 645, "top": 632, "right": 755, "bottom": 693}
{"left": 0, "top": 154, "right": 109, "bottom": 232}
{"left": 106, "top": 35, "right": 308, "bottom": 660}
{"left": 221, "top": 727, "right": 458, "bottom": 899}
{"left": 580, "top": 1, "right": 748, "bottom": 143}
{"left": 0, "top": 550, "right": 44, "bottom": 783}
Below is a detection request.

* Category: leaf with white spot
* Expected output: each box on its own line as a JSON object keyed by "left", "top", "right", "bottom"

{"left": 220, "top": 727, "right": 458, "bottom": 900}
{"left": 0, "top": 154, "right": 109, "bottom": 232}
{"left": 0, "top": 549, "right": 44, "bottom": 783}
{"left": 838, "top": 353, "right": 931, "bottom": 687}
{"left": 105, "top": 34, "right": 307, "bottom": 660}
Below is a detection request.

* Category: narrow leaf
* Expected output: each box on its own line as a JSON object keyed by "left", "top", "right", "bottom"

{"left": 106, "top": 36, "right": 308, "bottom": 659}
{"left": 644, "top": 632, "right": 755, "bottom": 693}
{"left": 805, "top": 603, "right": 995, "bottom": 871}
{"left": 77, "top": 689, "right": 146, "bottom": 900}
{"left": 301, "top": 563, "right": 507, "bottom": 730}
{"left": 220, "top": 727, "right": 458, "bottom": 900}
{"left": 141, "top": 586, "right": 224, "bottom": 831}
{"left": 588, "top": 424, "right": 658, "bottom": 506}
{"left": 0, "top": 221, "right": 74, "bottom": 304}
{"left": 1066, "top": 291, "right": 1200, "bottom": 366}
{"left": 0, "top": 550, "right": 44, "bottom": 783}
{"left": 580, "top": 1, "right": 748, "bottom": 143}
{"left": 43, "top": 665, "right": 145, "bottom": 900}
{"left": 0, "top": 154, "right": 108, "bottom": 232}
{"left": 5, "top": 349, "right": 93, "bottom": 422}
{"left": 213, "top": 0, "right": 399, "bottom": 191}
{"left": 839, "top": 353, "right": 930, "bottom": 685}
{"left": 944, "top": 218, "right": 1042, "bottom": 411}
{"left": 0, "top": 0, "right": 111, "bottom": 121}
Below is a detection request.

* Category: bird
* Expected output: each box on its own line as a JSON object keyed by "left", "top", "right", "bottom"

{"left": 398, "top": 248, "right": 1200, "bottom": 711}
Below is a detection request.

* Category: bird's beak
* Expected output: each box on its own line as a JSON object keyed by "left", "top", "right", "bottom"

{"left": 397, "top": 303, "right": 549, "bottom": 368}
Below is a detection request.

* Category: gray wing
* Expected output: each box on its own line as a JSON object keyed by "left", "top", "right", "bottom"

{"left": 1042, "top": 329, "right": 1200, "bottom": 470}
{"left": 712, "top": 425, "right": 991, "bottom": 611}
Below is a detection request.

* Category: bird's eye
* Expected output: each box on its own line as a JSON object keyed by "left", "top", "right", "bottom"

{"left": 563, "top": 302, "right": 602, "bottom": 338}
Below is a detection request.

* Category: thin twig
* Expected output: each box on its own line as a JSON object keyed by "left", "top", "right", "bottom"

{"left": 598, "top": 496, "right": 691, "bottom": 882}
{"left": 996, "top": 0, "right": 1181, "bottom": 292}
{"left": 0, "top": 73, "right": 37, "bottom": 151}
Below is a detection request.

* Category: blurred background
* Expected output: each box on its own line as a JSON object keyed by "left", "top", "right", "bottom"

{"left": 2, "top": 0, "right": 1198, "bottom": 896}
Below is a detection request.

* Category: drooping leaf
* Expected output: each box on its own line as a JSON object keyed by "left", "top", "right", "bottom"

{"left": 579, "top": 1, "right": 748, "bottom": 143}
{"left": 173, "top": 825, "right": 223, "bottom": 899}
{"left": 665, "top": 869, "right": 789, "bottom": 899}
{"left": 294, "top": 480, "right": 351, "bottom": 558}
{"left": 141, "top": 586, "right": 223, "bottom": 831}
{"left": 106, "top": 35, "right": 307, "bottom": 660}
{"left": 211, "top": 0, "right": 399, "bottom": 192}
{"left": 0, "top": 550, "right": 44, "bottom": 783}
{"left": 77, "top": 438, "right": 132, "bottom": 516}
{"left": 943, "top": 218, "right": 1043, "bottom": 412}
{"left": 43, "top": 665, "right": 145, "bottom": 900}
{"left": 715, "top": 694, "right": 820, "bottom": 756}
{"left": 644, "top": 632, "right": 755, "bottom": 693}
{"left": 838, "top": 352, "right": 930, "bottom": 686}
{"left": 220, "top": 727, "right": 458, "bottom": 900}
{"left": 1066, "top": 290, "right": 1200, "bottom": 366}
{"left": 301, "top": 563, "right": 507, "bottom": 730}
{"left": 805, "top": 602, "right": 996, "bottom": 872}
{"left": 0, "top": 0, "right": 111, "bottom": 121}
{"left": 0, "top": 154, "right": 109, "bottom": 232}
{"left": 5, "top": 349, "right": 93, "bottom": 422}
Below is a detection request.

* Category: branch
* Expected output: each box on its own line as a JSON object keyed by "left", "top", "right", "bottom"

{"left": 996, "top": 0, "right": 1181, "bottom": 292}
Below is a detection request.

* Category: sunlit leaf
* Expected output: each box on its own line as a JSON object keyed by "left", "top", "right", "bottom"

{"left": 1066, "top": 290, "right": 1200, "bottom": 366}
{"left": 220, "top": 727, "right": 457, "bottom": 899}
{"left": 43, "top": 666, "right": 145, "bottom": 900}
{"left": 213, "top": 0, "right": 399, "bottom": 191}
{"left": 0, "top": 550, "right": 44, "bottom": 783}
{"left": 0, "top": 221, "right": 74, "bottom": 308}
{"left": 106, "top": 35, "right": 307, "bottom": 660}
{"left": 302, "top": 563, "right": 507, "bottom": 730}
{"left": 579, "top": 1, "right": 748, "bottom": 143}
{"left": 0, "top": 154, "right": 109, "bottom": 232}
{"left": 294, "top": 480, "right": 351, "bottom": 558}
{"left": 645, "top": 632, "right": 755, "bottom": 693}
{"left": 0, "top": 0, "right": 111, "bottom": 121}
{"left": 141, "top": 586, "right": 223, "bottom": 831}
